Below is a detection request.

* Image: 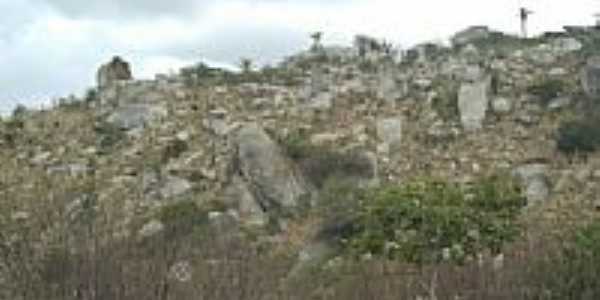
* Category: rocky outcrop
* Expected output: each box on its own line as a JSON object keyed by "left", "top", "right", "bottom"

{"left": 234, "top": 123, "right": 310, "bottom": 217}
{"left": 97, "top": 56, "right": 133, "bottom": 89}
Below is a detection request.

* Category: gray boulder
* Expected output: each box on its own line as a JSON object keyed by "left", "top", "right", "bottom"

{"left": 458, "top": 78, "right": 489, "bottom": 131}
{"left": 234, "top": 123, "right": 310, "bottom": 215}
{"left": 106, "top": 104, "right": 167, "bottom": 130}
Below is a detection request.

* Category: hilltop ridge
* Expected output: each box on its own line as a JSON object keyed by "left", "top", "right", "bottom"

{"left": 3, "top": 25, "right": 600, "bottom": 299}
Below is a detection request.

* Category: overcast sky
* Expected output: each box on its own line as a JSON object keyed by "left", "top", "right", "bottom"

{"left": 1, "top": 0, "right": 598, "bottom": 115}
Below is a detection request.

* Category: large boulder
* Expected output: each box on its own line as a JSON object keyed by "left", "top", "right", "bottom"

{"left": 581, "top": 56, "right": 600, "bottom": 98}
{"left": 97, "top": 56, "right": 133, "bottom": 89}
{"left": 234, "top": 123, "right": 310, "bottom": 216}
{"left": 458, "top": 78, "right": 490, "bottom": 131}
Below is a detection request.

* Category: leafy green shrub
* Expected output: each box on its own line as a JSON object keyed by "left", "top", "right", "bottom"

{"left": 556, "top": 117, "right": 600, "bottom": 156}
{"left": 341, "top": 176, "right": 525, "bottom": 263}
{"left": 527, "top": 78, "right": 570, "bottom": 106}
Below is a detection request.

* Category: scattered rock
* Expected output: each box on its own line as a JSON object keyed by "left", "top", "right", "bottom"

{"left": 491, "top": 97, "right": 512, "bottom": 113}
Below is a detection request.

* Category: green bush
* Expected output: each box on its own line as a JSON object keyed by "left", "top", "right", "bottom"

{"left": 527, "top": 78, "right": 570, "bottom": 106}
{"left": 341, "top": 176, "right": 525, "bottom": 263}
{"left": 556, "top": 117, "right": 600, "bottom": 156}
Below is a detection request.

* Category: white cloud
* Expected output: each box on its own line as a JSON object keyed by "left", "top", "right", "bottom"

{"left": 1, "top": 0, "right": 600, "bottom": 114}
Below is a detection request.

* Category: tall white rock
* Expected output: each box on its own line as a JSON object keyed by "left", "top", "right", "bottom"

{"left": 458, "top": 78, "right": 490, "bottom": 131}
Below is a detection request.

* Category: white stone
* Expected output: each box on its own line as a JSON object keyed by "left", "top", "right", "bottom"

{"left": 492, "top": 97, "right": 512, "bottom": 113}
{"left": 458, "top": 79, "right": 489, "bottom": 131}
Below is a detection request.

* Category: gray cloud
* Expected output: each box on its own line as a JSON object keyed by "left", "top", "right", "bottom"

{"left": 158, "top": 24, "right": 307, "bottom": 65}
{"left": 40, "top": 0, "right": 203, "bottom": 19}
{"left": 37, "top": 0, "right": 354, "bottom": 20}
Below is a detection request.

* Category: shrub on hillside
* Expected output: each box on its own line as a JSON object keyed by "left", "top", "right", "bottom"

{"left": 556, "top": 117, "right": 600, "bottom": 156}
{"left": 528, "top": 220, "right": 600, "bottom": 299}
{"left": 337, "top": 176, "right": 525, "bottom": 263}
{"left": 94, "top": 121, "right": 126, "bottom": 154}
{"left": 280, "top": 133, "right": 374, "bottom": 189}
{"left": 527, "top": 78, "right": 570, "bottom": 106}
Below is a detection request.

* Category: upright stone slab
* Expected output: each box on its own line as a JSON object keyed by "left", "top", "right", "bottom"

{"left": 513, "top": 164, "right": 551, "bottom": 205}
{"left": 377, "top": 117, "right": 402, "bottom": 156}
{"left": 458, "top": 78, "right": 490, "bottom": 131}
{"left": 377, "top": 62, "right": 402, "bottom": 104}
{"left": 581, "top": 56, "right": 600, "bottom": 98}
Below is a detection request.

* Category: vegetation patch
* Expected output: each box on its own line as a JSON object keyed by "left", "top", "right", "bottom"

{"left": 280, "top": 132, "right": 374, "bottom": 189}
{"left": 556, "top": 115, "right": 600, "bottom": 157}
{"left": 329, "top": 176, "right": 525, "bottom": 263}
{"left": 431, "top": 78, "right": 460, "bottom": 121}
{"left": 94, "top": 121, "right": 126, "bottom": 154}
{"left": 527, "top": 78, "right": 571, "bottom": 107}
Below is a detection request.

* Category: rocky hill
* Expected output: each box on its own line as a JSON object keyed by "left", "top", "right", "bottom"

{"left": 3, "top": 25, "right": 600, "bottom": 299}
